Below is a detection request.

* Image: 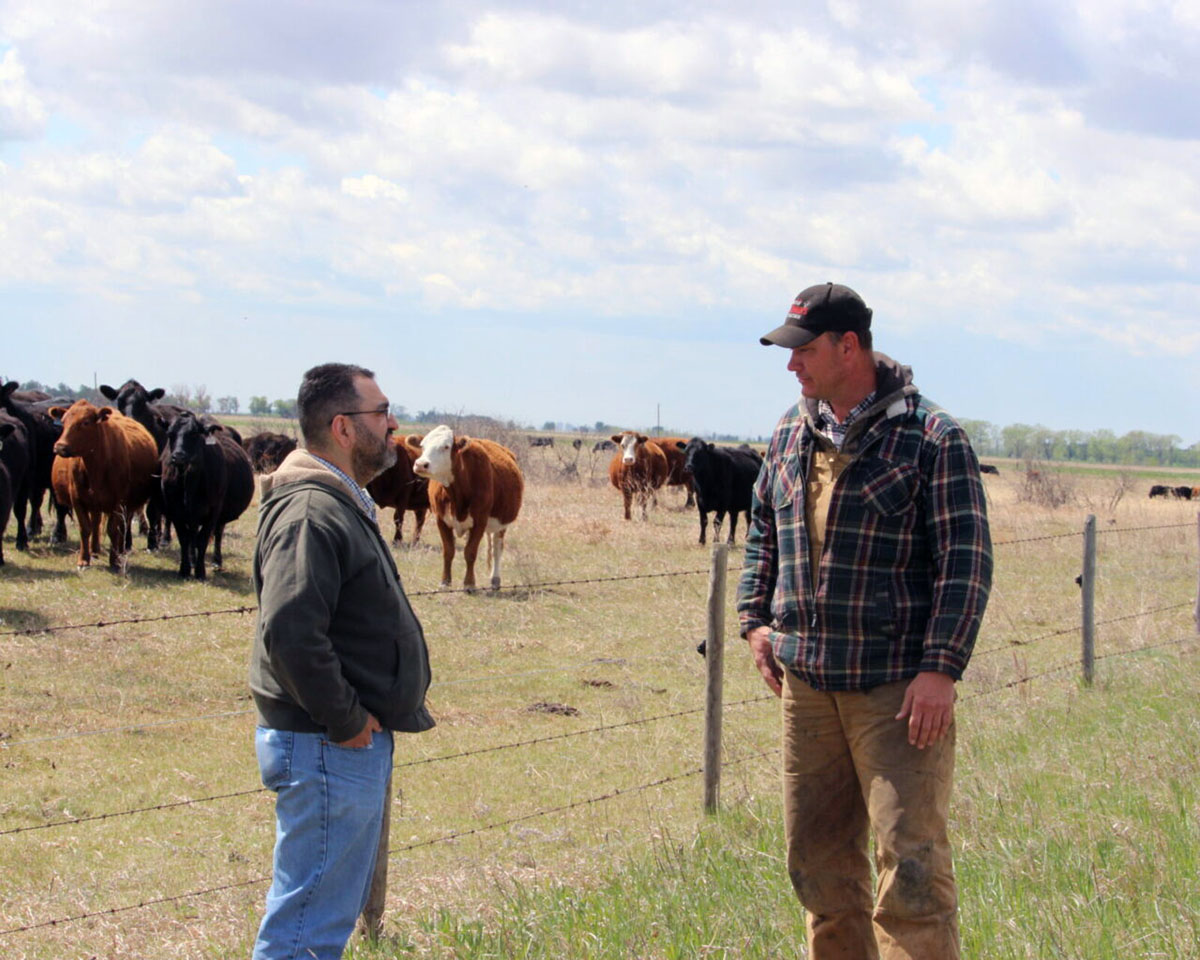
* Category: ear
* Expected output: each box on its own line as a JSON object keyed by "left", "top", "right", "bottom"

{"left": 0, "top": 422, "right": 15, "bottom": 439}
{"left": 453, "top": 436, "right": 470, "bottom": 452}
{"left": 149, "top": 388, "right": 166, "bottom": 401}
{"left": 98, "top": 407, "right": 113, "bottom": 421}
{"left": 99, "top": 385, "right": 117, "bottom": 399}
{"left": 675, "top": 441, "right": 685, "bottom": 450}
{"left": 405, "top": 433, "right": 423, "bottom": 448}
{"left": 49, "top": 406, "right": 67, "bottom": 420}
{"left": 205, "top": 423, "right": 222, "bottom": 436}
{"left": 1, "top": 382, "right": 15, "bottom": 400}
{"left": 636, "top": 434, "right": 648, "bottom": 443}
{"left": 706, "top": 442, "right": 715, "bottom": 451}
{"left": 610, "top": 434, "right": 622, "bottom": 444}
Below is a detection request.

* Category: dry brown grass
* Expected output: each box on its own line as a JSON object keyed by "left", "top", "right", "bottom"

{"left": 0, "top": 465, "right": 1196, "bottom": 958}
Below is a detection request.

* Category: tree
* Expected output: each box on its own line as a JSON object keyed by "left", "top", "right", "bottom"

{"left": 193, "top": 385, "right": 212, "bottom": 414}
{"left": 272, "top": 398, "right": 297, "bottom": 418}
{"left": 249, "top": 396, "right": 271, "bottom": 416}
{"left": 389, "top": 403, "right": 408, "bottom": 421}
{"left": 217, "top": 396, "right": 240, "bottom": 414}
{"left": 542, "top": 420, "right": 556, "bottom": 432}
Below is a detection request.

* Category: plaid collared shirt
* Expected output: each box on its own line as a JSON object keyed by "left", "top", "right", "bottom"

{"left": 308, "top": 454, "right": 379, "bottom": 525}
{"left": 737, "top": 385, "right": 992, "bottom": 690}
{"left": 817, "top": 392, "right": 876, "bottom": 451}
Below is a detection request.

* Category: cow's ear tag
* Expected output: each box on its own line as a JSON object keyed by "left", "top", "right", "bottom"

{"left": 206, "top": 436, "right": 218, "bottom": 445}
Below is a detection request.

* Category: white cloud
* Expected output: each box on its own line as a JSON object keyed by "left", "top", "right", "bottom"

{"left": 0, "top": 47, "right": 45, "bottom": 138}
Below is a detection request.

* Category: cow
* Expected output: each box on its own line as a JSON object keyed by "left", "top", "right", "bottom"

{"left": 979, "top": 464, "right": 1000, "bottom": 475}
{"left": 677, "top": 438, "right": 762, "bottom": 545}
{"left": 48, "top": 400, "right": 159, "bottom": 569}
{"left": 0, "top": 412, "right": 31, "bottom": 566}
{"left": 0, "top": 381, "right": 59, "bottom": 547}
{"left": 160, "top": 412, "right": 255, "bottom": 579}
{"left": 593, "top": 440, "right": 616, "bottom": 453}
{"left": 1173, "top": 486, "right": 1193, "bottom": 500}
{"left": 409, "top": 425, "right": 524, "bottom": 591}
{"left": 366, "top": 436, "right": 430, "bottom": 547}
{"left": 651, "top": 436, "right": 695, "bottom": 507}
{"left": 608, "top": 431, "right": 668, "bottom": 521}
{"left": 1194, "top": 486, "right": 1200, "bottom": 500}
{"left": 1148, "top": 485, "right": 1170, "bottom": 499}
{"left": 528, "top": 436, "right": 555, "bottom": 447}
{"left": 242, "top": 431, "right": 298, "bottom": 474}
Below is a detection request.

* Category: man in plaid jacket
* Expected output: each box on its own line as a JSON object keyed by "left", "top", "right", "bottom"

{"left": 738, "top": 282, "right": 992, "bottom": 960}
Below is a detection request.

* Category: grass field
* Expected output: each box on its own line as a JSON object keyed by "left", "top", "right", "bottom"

{"left": 0, "top": 455, "right": 1196, "bottom": 959}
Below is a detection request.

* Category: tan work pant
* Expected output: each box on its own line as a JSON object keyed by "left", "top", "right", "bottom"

{"left": 782, "top": 670, "right": 959, "bottom": 960}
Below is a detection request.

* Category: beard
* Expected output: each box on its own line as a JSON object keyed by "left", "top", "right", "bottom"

{"left": 351, "top": 427, "right": 398, "bottom": 484}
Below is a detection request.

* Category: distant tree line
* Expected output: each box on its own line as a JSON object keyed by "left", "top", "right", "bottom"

{"left": 959, "top": 419, "right": 1200, "bottom": 468}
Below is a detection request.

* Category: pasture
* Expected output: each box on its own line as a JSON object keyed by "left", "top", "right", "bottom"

{"left": 0, "top": 454, "right": 1197, "bottom": 959}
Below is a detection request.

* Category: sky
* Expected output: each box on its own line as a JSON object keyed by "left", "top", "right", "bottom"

{"left": 1, "top": 0, "right": 1197, "bottom": 445}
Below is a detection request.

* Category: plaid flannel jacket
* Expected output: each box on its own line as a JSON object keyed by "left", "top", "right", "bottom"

{"left": 737, "top": 356, "right": 993, "bottom": 689}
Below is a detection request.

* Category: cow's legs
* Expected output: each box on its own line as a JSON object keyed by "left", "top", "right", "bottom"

{"left": 106, "top": 509, "right": 128, "bottom": 570}
{"left": 12, "top": 474, "right": 29, "bottom": 550}
{"left": 462, "top": 525, "right": 487, "bottom": 592}
{"left": 622, "top": 487, "right": 633, "bottom": 520}
{"left": 75, "top": 503, "right": 96, "bottom": 567}
{"left": 212, "top": 522, "right": 226, "bottom": 571}
{"left": 489, "top": 530, "right": 506, "bottom": 590}
{"left": 194, "top": 522, "right": 215, "bottom": 580}
{"left": 436, "top": 519, "right": 456, "bottom": 588}
{"left": 697, "top": 505, "right": 708, "bottom": 545}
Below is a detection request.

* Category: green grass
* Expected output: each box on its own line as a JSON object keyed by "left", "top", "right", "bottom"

{"left": 0, "top": 468, "right": 1197, "bottom": 958}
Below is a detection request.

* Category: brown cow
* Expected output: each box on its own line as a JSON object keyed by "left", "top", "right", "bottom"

{"left": 366, "top": 436, "right": 430, "bottom": 546}
{"left": 409, "top": 425, "right": 524, "bottom": 590}
{"left": 608, "top": 431, "right": 669, "bottom": 521}
{"left": 49, "top": 400, "right": 159, "bottom": 569}
{"left": 650, "top": 435, "right": 695, "bottom": 507}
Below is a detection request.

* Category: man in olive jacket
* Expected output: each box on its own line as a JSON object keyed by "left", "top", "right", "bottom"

{"left": 249, "top": 363, "right": 433, "bottom": 960}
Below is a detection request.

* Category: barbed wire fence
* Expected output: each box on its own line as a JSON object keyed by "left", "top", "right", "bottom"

{"left": 0, "top": 514, "right": 1196, "bottom": 942}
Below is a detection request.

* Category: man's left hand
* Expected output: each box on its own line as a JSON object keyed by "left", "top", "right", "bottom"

{"left": 895, "top": 672, "right": 956, "bottom": 749}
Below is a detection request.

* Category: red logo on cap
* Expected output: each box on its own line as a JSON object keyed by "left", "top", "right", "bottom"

{"left": 788, "top": 301, "right": 809, "bottom": 319}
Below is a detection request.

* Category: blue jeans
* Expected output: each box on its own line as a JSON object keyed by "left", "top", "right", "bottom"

{"left": 252, "top": 727, "right": 394, "bottom": 960}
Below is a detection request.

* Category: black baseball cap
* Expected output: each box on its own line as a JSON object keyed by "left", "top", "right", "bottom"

{"left": 759, "top": 282, "right": 873, "bottom": 348}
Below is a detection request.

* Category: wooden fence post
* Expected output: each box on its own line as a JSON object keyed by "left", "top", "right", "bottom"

{"left": 1195, "top": 512, "right": 1200, "bottom": 639}
{"left": 358, "top": 772, "right": 392, "bottom": 940}
{"left": 703, "top": 543, "right": 729, "bottom": 814}
{"left": 1081, "top": 514, "right": 1096, "bottom": 686}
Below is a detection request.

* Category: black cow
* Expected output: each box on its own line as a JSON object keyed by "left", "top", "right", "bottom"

{"left": 678, "top": 438, "right": 762, "bottom": 545}
{"left": 160, "top": 413, "right": 254, "bottom": 579}
{"left": 0, "top": 412, "right": 31, "bottom": 565}
{"left": 242, "top": 432, "right": 298, "bottom": 474}
{"left": 1172, "top": 485, "right": 1193, "bottom": 500}
{"left": 980, "top": 464, "right": 1000, "bottom": 475}
{"left": 593, "top": 440, "right": 616, "bottom": 453}
{"left": 99, "top": 379, "right": 194, "bottom": 548}
{"left": 0, "top": 382, "right": 59, "bottom": 547}
{"left": 528, "top": 436, "right": 555, "bottom": 447}
{"left": 1148, "top": 485, "right": 1170, "bottom": 498}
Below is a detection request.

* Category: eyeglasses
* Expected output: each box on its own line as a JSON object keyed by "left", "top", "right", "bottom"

{"left": 330, "top": 404, "right": 391, "bottom": 423}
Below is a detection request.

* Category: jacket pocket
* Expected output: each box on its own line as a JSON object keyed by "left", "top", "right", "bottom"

{"left": 858, "top": 460, "right": 919, "bottom": 517}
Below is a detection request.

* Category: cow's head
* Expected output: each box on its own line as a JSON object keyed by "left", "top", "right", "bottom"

{"left": 52, "top": 400, "right": 114, "bottom": 457}
{"left": 612, "top": 432, "right": 648, "bottom": 465}
{"left": 411, "top": 424, "right": 463, "bottom": 485}
{"left": 681, "top": 438, "right": 711, "bottom": 477}
{"left": 166, "top": 412, "right": 220, "bottom": 467}
{"left": 99, "top": 380, "right": 165, "bottom": 418}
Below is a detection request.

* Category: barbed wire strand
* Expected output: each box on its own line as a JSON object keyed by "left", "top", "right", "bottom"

{"left": 0, "top": 696, "right": 773, "bottom": 837}
{"left": 973, "top": 600, "right": 1194, "bottom": 658}
{"left": 991, "top": 520, "right": 1192, "bottom": 548}
{"left": 0, "top": 750, "right": 771, "bottom": 938}
{"left": 0, "top": 569, "right": 709, "bottom": 638}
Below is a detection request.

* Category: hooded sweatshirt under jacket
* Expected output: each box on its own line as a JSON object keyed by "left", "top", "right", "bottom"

{"left": 249, "top": 449, "right": 434, "bottom": 742}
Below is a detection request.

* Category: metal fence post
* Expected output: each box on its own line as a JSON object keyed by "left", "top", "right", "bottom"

{"left": 1081, "top": 514, "right": 1096, "bottom": 686}
{"left": 703, "top": 542, "right": 729, "bottom": 814}
{"left": 358, "top": 772, "right": 392, "bottom": 940}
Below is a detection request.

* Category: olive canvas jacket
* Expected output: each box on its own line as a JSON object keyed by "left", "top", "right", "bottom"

{"left": 737, "top": 354, "right": 993, "bottom": 690}
{"left": 249, "top": 449, "right": 434, "bottom": 741}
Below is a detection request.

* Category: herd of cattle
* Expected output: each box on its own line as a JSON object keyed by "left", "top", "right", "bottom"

{"left": 4, "top": 378, "right": 1196, "bottom": 587}
{"left": 1148, "top": 484, "right": 1200, "bottom": 500}
{"left": 0, "top": 379, "right": 767, "bottom": 588}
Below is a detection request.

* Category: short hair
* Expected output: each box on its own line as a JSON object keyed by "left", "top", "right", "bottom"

{"left": 828, "top": 328, "right": 873, "bottom": 352}
{"left": 297, "top": 363, "right": 375, "bottom": 446}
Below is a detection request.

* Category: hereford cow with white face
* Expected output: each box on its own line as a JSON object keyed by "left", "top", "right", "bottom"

{"left": 409, "top": 425, "right": 523, "bottom": 591}
{"left": 608, "top": 431, "right": 668, "bottom": 521}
